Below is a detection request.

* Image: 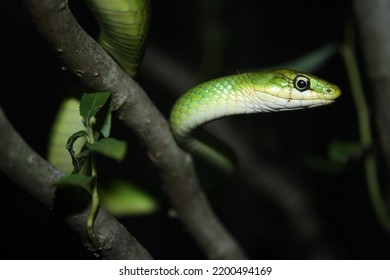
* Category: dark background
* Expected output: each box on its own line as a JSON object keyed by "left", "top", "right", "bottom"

{"left": 1, "top": 0, "right": 389, "bottom": 259}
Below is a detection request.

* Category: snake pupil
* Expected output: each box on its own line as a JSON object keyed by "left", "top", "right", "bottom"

{"left": 298, "top": 80, "right": 306, "bottom": 88}
{"left": 293, "top": 75, "right": 311, "bottom": 91}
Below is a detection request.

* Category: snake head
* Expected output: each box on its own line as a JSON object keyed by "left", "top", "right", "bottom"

{"left": 251, "top": 69, "right": 341, "bottom": 111}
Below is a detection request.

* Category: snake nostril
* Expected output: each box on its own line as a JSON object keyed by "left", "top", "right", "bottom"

{"left": 326, "top": 88, "right": 332, "bottom": 93}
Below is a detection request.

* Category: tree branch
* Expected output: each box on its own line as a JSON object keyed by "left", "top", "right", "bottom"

{"left": 0, "top": 106, "right": 152, "bottom": 259}
{"left": 21, "top": 0, "right": 246, "bottom": 259}
{"left": 353, "top": 0, "right": 390, "bottom": 182}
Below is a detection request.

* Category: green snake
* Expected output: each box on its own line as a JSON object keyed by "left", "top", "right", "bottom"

{"left": 84, "top": 0, "right": 151, "bottom": 78}
{"left": 61, "top": 0, "right": 341, "bottom": 173}
{"left": 170, "top": 70, "right": 340, "bottom": 172}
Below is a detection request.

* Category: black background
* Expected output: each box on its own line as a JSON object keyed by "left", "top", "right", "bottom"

{"left": 1, "top": 0, "right": 389, "bottom": 260}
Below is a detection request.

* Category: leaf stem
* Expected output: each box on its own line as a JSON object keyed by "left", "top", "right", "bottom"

{"left": 86, "top": 127, "right": 101, "bottom": 247}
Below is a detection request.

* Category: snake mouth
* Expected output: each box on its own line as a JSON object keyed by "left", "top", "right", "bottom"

{"left": 306, "top": 98, "right": 335, "bottom": 108}
{"left": 280, "top": 97, "right": 336, "bottom": 110}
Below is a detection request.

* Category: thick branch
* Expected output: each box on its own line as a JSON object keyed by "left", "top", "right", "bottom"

{"left": 21, "top": 0, "right": 246, "bottom": 259}
{"left": 0, "top": 106, "right": 152, "bottom": 259}
{"left": 353, "top": 0, "right": 390, "bottom": 179}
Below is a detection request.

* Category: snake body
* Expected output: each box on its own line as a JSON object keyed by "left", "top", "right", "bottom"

{"left": 83, "top": 1, "right": 341, "bottom": 172}
{"left": 85, "top": 0, "right": 151, "bottom": 77}
{"left": 170, "top": 69, "right": 341, "bottom": 172}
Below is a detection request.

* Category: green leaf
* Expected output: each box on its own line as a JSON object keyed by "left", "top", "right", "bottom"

{"left": 56, "top": 174, "right": 94, "bottom": 191}
{"left": 94, "top": 99, "right": 112, "bottom": 138}
{"left": 300, "top": 140, "right": 365, "bottom": 174}
{"left": 99, "top": 181, "right": 158, "bottom": 216}
{"left": 47, "top": 98, "right": 86, "bottom": 174}
{"left": 278, "top": 43, "right": 338, "bottom": 73}
{"left": 86, "top": 137, "right": 127, "bottom": 161}
{"left": 328, "top": 140, "right": 364, "bottom": 163}
{"left": 256, "top": 43, "right": 338, "bottom": 73}
{"left": 79, "top": 92, "right": 111, "bottom": 127}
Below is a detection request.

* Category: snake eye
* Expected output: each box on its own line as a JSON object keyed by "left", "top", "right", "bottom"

{"left": 293, "top": 75, "right": 311, "bottom": 92}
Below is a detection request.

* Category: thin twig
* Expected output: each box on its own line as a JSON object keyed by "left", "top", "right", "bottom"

{"left": 339, "top": 43, "right": 390, "bottom": 231}
{"left": 353, "top": 0, "right": 390, "bottom": 183}
{"left": 353, "top": 0, "right": 390, "bottom": 231}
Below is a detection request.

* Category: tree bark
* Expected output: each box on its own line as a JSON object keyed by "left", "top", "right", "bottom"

{"left": 353, "top": 0, "right": 390, "bottom": 182}
{"left": 20, "top": 0, "right": 246, "bottom": 259}
{"left": 0, "top": 106, "right": 153, "bottom": 259}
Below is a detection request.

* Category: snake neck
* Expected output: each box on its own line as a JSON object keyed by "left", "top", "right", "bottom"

{"left": 171, "top": 73, "right": 290, "bottom": 140}
{"left": 170, "top": 74, "right": 271, "bottom": 173}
